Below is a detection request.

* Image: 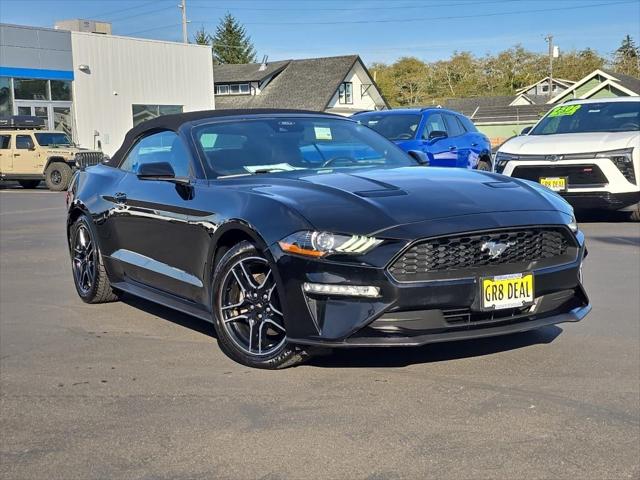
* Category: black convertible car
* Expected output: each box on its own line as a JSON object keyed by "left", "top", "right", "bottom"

{"left": 66, "top": 109, "right": 590, "bottom": 369}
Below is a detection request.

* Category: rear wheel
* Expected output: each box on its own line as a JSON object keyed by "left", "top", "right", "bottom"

{"left": 629, "top": 204, "right": 640, "bottom": 222}
{"left": 69, "top": 215, "right": 119, "bottom": 303}
{"left": 45, "top": 162, "right": 72, "bottom": 191}
{"left": 18, "top": 180, "right": 40, "bottom": 189}
{"left": 212, "top": 241, "right": 305, "bottom": 369}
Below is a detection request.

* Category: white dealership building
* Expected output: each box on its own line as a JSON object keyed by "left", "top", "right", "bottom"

{"left": 0, "top": 23, "right": 215, "bottom": 156}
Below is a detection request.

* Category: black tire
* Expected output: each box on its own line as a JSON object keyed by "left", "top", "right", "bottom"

{"left": 69, "top": 214, "right": 119, "bottom": 304}
{"left": 18, "top": 180, "right": 40, "bottom": 189}
{"left": 45, "top": 162, "right": 72, "bottom": 191}
{"left": 212, "top": 241, "right": 306, "bottom": 369}
{"left": 629, "top": 205, "right": 640, "bottom": 222}
{"left": 476, "top": 159, "right": 492, "bottom": 171}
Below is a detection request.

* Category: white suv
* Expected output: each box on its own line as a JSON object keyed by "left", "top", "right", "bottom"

{"left": 495, "top": 98, "right": 639, "bottom": 220}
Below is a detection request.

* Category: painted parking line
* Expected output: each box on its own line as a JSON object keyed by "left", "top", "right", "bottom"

{"left": 0, "top": 206, "right": 65, "bottom": 216}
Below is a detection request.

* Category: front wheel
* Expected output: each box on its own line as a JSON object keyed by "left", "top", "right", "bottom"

{"left": 629, "top": 204, "right": 640, "bottom": 222}
{"left": 212, "top": 241, "right": 305, "bottom": 369}
{"left": 45, "top": 162, "right": 72, "bottom": 191}
{"left": 476, "top": 160, "right": 492, "bottom": 171}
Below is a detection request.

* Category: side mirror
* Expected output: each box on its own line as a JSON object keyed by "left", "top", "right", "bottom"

{"left": 28, "top": 144, "right": 36, "bottom": 151}
{"left": 407, "top": 150, "right": 429, "bottom": 165}
{"left": 520, "top": 126, "right": 532, "bottom": 135}
{"left": 428, "top": 130, "right": 448, "bottom": 141}
{"left": 137, "top": 161, "right": 176, "bottom": 179}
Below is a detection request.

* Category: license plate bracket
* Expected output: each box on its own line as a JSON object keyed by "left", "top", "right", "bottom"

{"left": 480, "top": 272, "right": 535, "bottom": 311}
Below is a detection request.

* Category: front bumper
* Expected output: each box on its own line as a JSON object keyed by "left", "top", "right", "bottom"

{"left": 273, "top": 227, "right": 589, "bottom": 348}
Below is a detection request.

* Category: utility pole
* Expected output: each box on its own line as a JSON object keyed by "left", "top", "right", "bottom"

{"left": 545, "top": 34, "right": 553, "bottom": 99}
{"left": 179, "top": 0, "right": 188, "bottom": 44}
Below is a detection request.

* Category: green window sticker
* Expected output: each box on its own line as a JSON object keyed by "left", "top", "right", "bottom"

{"left": 548, "top": 104, "right": 581, "bottom": 118}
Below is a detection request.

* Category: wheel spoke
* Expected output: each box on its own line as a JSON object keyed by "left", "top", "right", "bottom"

{"left": 258, "top": 321, "right": 265, "bottom": 354}
{"left": 263, "top": 318, "right": 285, "bottom": 332}
{"left": 268, "top": 286, "right": 283, "bottom": 316}
{"left": 239, "top": 261, "right": 259, "bottom": 289}
{"left": 248, "top": 320, "right": 254, "bottom": 352}
{"left": 257, "top": 269, "right": 272, "bottom": 289}
{"left": 221, "top": 297, "right": 247, "bottom": 311}
{"left": 223, "top": 314, "right": 248, "bottom": 324}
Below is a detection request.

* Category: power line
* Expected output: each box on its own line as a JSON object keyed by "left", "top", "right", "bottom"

{"left": 188, "top": 0, "right": 518, "bottom": 12}
{"left": 189, "top": 0, "right": 638, "bottom": 26}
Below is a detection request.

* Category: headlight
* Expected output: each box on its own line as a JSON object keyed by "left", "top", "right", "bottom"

{"left": 494, "top": 151, "right": 519, "bottom": 173}
{"left": 595, "top": 148, "right": 633, "bottom": 163}
{"left": 279, "top": 231, "right": 382, "bottom": 257}
{"left": 567, "top": 214, "right": 578, "bottom": 233}
{"left": 596, "top": 148, "right": 636, "bottom": 184}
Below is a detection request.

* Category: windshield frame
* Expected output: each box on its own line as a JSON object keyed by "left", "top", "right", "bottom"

{"left": 530, "top": 100, "right": 640, "bottom": 136}
{"left": 34, "top": 132, "right": 73, "bottom": 147}
{"left": 189, "top": 115, "right": 419, "bottom": 180}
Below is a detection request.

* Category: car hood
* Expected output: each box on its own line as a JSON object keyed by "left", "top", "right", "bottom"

{"left": 237, "top": 166, "right": 571, "bottom": 236}
{"left": 499, "top": 131, "right": 638, "bottom": 155}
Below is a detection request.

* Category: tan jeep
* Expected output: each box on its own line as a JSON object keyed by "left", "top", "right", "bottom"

{"left": 0, "top": 116, "right": 104, "bottom": 191}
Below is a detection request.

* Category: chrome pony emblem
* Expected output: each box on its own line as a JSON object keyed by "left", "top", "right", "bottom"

{"left": 481, "top": 241, "right": 515, "bottom": 259}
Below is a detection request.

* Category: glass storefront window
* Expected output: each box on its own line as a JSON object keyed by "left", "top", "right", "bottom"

{"left": 0, "top": 78, "right": 12, "bottom": 116}
{"left": 132, "top": 104, "right": 183, "bottom": 127}
{"left": 53, "top": 107, "right": 73, "bottom": 137}
{"left": 50, "top": 80, "right": 72, "bottom": 101}
{"left": 13, "top": 78, "right": 48, "bottom": 100}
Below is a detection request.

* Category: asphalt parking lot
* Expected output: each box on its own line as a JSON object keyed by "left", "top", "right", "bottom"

{"left": 1, "top": 186, "right": 638, "bottom": 480}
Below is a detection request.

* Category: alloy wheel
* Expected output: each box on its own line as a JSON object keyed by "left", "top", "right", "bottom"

{"left": 218, "top": 256, "right": 286, "bottom": 356}
{"left": 72, "top": 224, "right": 96, "bottom": 295}
{"left": 50, "top": 169, "right": 62, "bottom": 185}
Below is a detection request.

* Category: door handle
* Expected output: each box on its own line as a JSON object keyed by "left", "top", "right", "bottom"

{"left": 14, "top": 153, "right": 20, "bottom": 156}
{"left": 114, "top": 192, "right": 127, "bottom": 204}
{"left": 471, "top": 142, "right": 478, "bottom": 147}
{"left": 449, "top": 146, "right": 457, "bottom": 151}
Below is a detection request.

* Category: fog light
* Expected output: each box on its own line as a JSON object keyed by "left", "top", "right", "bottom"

{"left": 303, "top": 282, "right": 380, "bottom": 297}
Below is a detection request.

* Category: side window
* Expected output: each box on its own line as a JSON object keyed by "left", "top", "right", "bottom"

{"left": 459, "top": 115, "right": 478, "bottom": 133}
{"left": 120, "top": 131, "right": 191, "bottom": 177}
{"left": 15, "top": 135, "right": 34, "bottom": 150}
{"left": 422, "top": 113, "right": 447, "bottom": 139}
{"left": 0, "top": 135, "right": 11, "bottom": 149}
{"left": 444, "top": 114, "right": 465, "bottom": 137}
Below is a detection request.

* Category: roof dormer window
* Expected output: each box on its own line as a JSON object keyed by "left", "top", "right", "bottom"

{"left": 216, "top": 83, "right": 251, "bottom": 95}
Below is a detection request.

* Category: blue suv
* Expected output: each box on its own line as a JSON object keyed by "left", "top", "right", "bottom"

{"left": 352, "top": 108, "right": 492, "bottom": 170}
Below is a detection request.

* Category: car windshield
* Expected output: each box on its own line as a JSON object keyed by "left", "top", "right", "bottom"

{"left": 354, "top": 113, "right": 421, "bottom": 141}
{"left": 193, "top": 117, "right": 416, "bottom": 177}
{"left": 34, "top": 132, "right": 73, "bottom": 146}
{"left": 531, "top": 101, "right": 640, "bottom": 135}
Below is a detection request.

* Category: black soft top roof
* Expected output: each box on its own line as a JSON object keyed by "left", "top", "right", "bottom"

{"left": 111, "top": 108, "right": 342, "bottom": 165}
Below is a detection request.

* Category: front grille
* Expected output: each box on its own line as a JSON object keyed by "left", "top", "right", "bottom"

{"left": 388, "top": 227, "right": 576, "bottom": 282}
{"left": 512, "top": 164, "right": 607, "bottom": 187}
{"left": 75, "top": 151, "right": 104, "bottom": 168}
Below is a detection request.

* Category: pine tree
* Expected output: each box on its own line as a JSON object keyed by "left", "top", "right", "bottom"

{"left": 613, "top": 35, "right": 640, "bottom": 77}
{"left": 193, "top": 26, "right": 211, "bottom": 46}
{"left": 211, "top": 14, "right": 257, "bottom": 64}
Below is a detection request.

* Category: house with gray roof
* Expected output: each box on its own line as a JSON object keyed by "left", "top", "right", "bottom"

{"left": 443, "top": 68, "right": 639, "bottom": 147}
{"left": 213, "top": 55, "right": 389, "bottom": 115}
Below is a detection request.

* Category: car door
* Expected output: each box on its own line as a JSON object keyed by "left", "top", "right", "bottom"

{"left": 420, "top": 112, "right": 457, "bottom": 167}
{"left": 0, "top": 134, "right": 12, "bottom": 174}
{"left": 14, "top": 134, "right": 41, "bottom": 174}
{"left": 443, "top": 113, "right": 470, "bottom": 168}
{"left": 106, "top": 130, "right": 214, "bottom": 303}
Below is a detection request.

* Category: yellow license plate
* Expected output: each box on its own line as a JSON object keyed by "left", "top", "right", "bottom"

{"left": 539, "top": 176, "right": 567, "bottom": 192}
{"left": 480, "top": 273, "right": 534, "bottom": 310}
